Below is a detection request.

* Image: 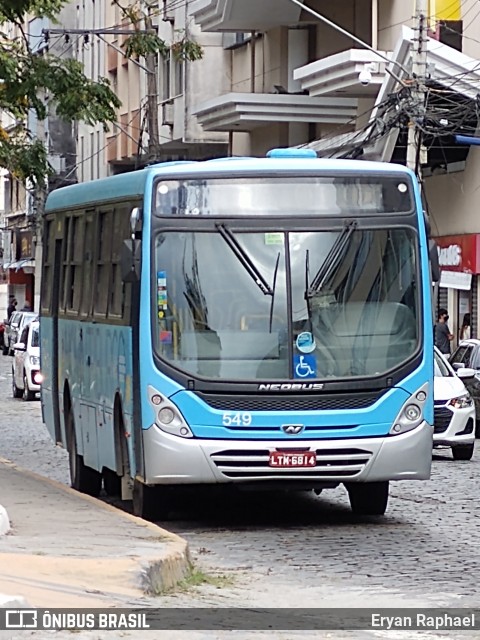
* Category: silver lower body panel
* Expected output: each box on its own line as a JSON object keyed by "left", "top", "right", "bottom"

{"left": 142, "top": 421, "right": 433, "bottom": 485}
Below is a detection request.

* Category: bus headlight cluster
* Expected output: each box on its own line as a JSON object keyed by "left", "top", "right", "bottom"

{"left": 390, "top": 383, "right": 429, "bottom": 435}
{"left": 148, "top": 387, "right": 193, "bottom": 438}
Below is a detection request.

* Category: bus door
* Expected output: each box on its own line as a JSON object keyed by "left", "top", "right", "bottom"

{"left": 42, "top": 216, "right": 65, "bottom": 446}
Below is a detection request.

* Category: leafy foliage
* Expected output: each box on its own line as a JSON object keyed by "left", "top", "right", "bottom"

{"left": 0, "top": 0, "right": 121, "bottom": 186}
{"left": 124, "top": 32, "right": 169, "bottom": 59}
{"left": 116, "top": 0, "right": 204, "bottom": 64}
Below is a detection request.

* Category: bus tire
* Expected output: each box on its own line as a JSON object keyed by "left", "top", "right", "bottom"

{"left": 132, "top": 480, "right": 171, "bottom": 521}
{"left": 345, "top": 481, "right": 389, "bottom": 516}
{"left": 67, "top": 408, "right": 102, "bottom": 498}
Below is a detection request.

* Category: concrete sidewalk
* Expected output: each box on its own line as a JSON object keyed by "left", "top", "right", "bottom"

{"left": 0, "top": 457, "right": 191, "bottom": 608}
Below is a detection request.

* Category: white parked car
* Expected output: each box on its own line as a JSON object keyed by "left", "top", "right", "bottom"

{"left": 12, "top": 320, "right": 42, "bottom": 401}
{"left": 433, "top": 346, "right": 476, "bottom": 460}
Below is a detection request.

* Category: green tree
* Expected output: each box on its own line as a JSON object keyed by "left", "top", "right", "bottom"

{"left": 0, "top": 0, "right": 121, "bottom": 186}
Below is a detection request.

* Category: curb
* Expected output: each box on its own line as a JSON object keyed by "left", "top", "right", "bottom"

{"left": 0, "top": 595, "right": 30, "bottom": 608}
{"left": 0, "top": 457, "right": 191, "bottom": 594}
{"left": 0, "top": 504, "right": 10, "bottom": 536}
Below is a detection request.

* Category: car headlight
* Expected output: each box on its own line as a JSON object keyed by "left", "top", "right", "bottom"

{"left": 449, "top": 393, "right": 473, "bottom": 409}
{"left": 29, "top": 355, "right": 40, "bottom": 366}
{"left": 148, "top": 386, "right": 193, "bottom": 438}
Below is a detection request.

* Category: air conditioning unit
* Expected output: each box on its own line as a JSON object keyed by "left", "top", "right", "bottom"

{"left": 162, "top": 101, "right": 174, "bottom": 126}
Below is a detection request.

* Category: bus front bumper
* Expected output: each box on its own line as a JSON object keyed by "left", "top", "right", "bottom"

{"left": 142, "top": 421, "right": 433, "bottom": 485}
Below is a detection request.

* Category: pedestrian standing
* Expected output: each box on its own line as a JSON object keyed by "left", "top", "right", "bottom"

{"left": 460, "top": 313, "right": 471, "bottom": 341}
{"left": 434, "top": 308, "right": 453, "bottom": 356}
{"left": 7, "top": 298, "right": 17, "bottom": 320}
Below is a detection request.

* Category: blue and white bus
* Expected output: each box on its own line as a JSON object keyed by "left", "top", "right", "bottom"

{"left": 40, "top": 148, "right": 434, "bottom": 519}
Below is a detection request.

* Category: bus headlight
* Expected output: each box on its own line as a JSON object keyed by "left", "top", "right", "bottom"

{"left": 158, "top": 407, "right": 175, "bottom": 424}
{"left": 389, "top": 382, "right": 429, "bottom": 435}
{"left": 148, "top": 386, "right": 193, "bottom": 438}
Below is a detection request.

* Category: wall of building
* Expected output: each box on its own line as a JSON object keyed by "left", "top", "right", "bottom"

{"left": 424, "top": 148, "right": 480, "bottom": 236}
{"left": 76, "top": 0, "right": 109, "bottom": 180}
{"left": 378, "top": 0, "right": 415, "bottom": 50}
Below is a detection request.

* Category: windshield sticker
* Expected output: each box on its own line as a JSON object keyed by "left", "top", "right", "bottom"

{"left": 264, "top": 233, "right": 284, "bottom": 245}
{"left": 157, "top": 270, "right": 168, "bottom": 318}
{"left": 293, "top": 354, "right": 317, "bottom": 379}
{"left": 296, "top": 331, "right": 316, "bottom": 354}
{"left": 160, "top": 330, "right": 172, "bottom": 344}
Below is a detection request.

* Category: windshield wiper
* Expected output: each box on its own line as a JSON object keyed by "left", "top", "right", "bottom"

{"left": 306, "top": 220, "right": 358, "bottom": 298}
{"left": 269, "top": 251, "right": 280, "bottom": 333}
{"left": 216, "top": 223, "right": 274, "bottom": 296}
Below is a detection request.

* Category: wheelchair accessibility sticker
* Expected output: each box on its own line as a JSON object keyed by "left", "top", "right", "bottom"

{"left": 293, "top": 354, "right": 317, "bottom": 379}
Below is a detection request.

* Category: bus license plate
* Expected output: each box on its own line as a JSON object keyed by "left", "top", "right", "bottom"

{"left": 269, "top": 451, "right": 316, "bottom": 467}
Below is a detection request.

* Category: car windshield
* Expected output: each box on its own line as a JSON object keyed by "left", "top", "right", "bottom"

{"left": 31, "top": 326, "right": 39, "bottom": 347}
{"left": 153, "top": 227, "right": 419, "bottom": 381}
{"left": 434, "top": 350, "right": 453, "bottom": 377}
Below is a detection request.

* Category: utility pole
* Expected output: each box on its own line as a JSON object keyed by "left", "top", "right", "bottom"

{"left": 406, "top": 0, "right": 429, "bottom": 174}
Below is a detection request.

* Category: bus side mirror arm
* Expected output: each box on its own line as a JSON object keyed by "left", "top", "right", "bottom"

{"left": 121, "top": 239, "right": 141, "bottom": 283}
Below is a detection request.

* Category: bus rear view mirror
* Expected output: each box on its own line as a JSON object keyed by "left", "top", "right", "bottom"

{"left": 121, "top": 239, "right": 141, "bottom": 283}
{"left": 429, "top": 239, "right": 440, "bottom": 283}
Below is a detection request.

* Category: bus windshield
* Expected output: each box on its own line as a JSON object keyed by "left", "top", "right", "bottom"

{"left": 154, "top": 227, "right": 419, "bottom": 381}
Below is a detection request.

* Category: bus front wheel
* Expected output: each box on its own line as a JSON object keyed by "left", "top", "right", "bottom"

{"left": 132, "top": 480, "right": 172, "bottom": 521}
{"left": 345, "top": 481, "right": 389, "bottom": 516}
{"left": 67, "top": 410, "right": 102, "bottom": 498}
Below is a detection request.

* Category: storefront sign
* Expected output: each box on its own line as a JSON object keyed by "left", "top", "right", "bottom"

{"left": 435, "top": 234, "right": 480, "bottom": 274}
{"left": 439, "top": 270, "right": 472, "bottom": 290}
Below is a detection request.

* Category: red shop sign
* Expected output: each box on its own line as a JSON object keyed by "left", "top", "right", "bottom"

{"left": 434, "top": 234, "right": 480, "bottom": 274}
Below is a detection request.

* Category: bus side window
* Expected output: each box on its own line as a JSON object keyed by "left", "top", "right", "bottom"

{"left": 109, "top": 205, "right": 132, "bottom": 320}
{"left": 94, "top": 210, "right": 113, "bottom": 317}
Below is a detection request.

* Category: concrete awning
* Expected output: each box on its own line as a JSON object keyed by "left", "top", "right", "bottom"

{"left": 190, "top": 0, "right": 305, "bottom": 32}
{"left": 9, "top": 259, "right": 35, "bottom": 272}
{"left": 194, "top": 92, "right": 358, "bottom": 132}
{"left": 294, "top": 49, "right": 391, "bottom": 98}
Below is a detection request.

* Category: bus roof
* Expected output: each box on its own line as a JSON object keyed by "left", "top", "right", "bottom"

{"left": 45, "top": 154, "right": 414, "bottom": 212}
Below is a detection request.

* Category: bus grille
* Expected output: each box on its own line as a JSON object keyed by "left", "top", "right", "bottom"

{"left": 196, "top": 390, "right": 386, "bottom": 412}
{"left": 434, "top": 405, "right": 452, "bottom": 434}
{"left": 210, "top": 448, "right": 372, "bottom": 480}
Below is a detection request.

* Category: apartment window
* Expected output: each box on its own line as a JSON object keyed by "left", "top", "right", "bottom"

{"left": 173, "top": 58, "right": 184, "bottom": 96}
{"left": 161, "top": 54, "right": 171, "bottom": 101}
{"left": 223, "top": 32, "right": 252, "bottom": 49}
{"left": 437, "top": 21, "right": 462, "bottom": 51}
{"left": 96, "top": 130, "right": 101, "bottom": 179}
{"left": 90, "top": 132, "right": 95, "bottom": 181}
{"left": 80, "top": 137, "right": 85, "bottom": 182}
